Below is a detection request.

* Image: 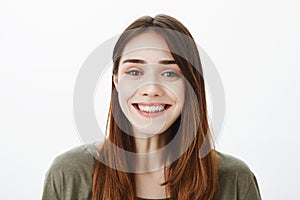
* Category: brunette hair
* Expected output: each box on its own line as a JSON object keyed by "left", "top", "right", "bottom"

{"left": 93, "top": 14, "right": 218, "bottom": 200}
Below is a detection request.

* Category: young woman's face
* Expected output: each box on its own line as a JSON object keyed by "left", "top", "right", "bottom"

{"left": 114, "top": 31, "right": 185, "bottom": 137}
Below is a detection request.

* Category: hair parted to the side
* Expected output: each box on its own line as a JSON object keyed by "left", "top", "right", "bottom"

{"left": 93, "top": 14, "right": 219, "bottom": 200}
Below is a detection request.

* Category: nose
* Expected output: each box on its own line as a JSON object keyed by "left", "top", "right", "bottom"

{"left": 139, "top": 84, "right": 164, "bottom": 97}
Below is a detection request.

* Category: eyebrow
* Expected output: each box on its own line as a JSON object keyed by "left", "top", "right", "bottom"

{"left": 121, "top": 59, "right": 176, "bottom": 65}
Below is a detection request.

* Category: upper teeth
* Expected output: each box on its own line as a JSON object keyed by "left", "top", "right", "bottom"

{"left": 138, "top": 104, "right": 165, "bottom": 112}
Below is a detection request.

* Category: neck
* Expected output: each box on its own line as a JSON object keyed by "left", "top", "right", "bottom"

{"left": 132, "top": 127, "right": 173, "bottom": 172}
{"left": 134, "top": 134, "right": 167, "bottom": 153}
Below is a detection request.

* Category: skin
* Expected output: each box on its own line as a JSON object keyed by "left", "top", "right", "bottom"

{"left": 112, "top": 31, "right": 186, "bottom": 198}
{"left": 114, "top": 31, "right": 185, "bottom": 154}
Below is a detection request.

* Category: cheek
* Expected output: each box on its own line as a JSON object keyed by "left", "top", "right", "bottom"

{"left": 167, "top": 81, "right": 185, "bottom": 106}
{"left": 117, "top": 77, "right": 141, "bottom": 103}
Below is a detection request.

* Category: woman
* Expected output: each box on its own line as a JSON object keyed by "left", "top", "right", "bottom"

{"left": 42, "top": 14, "right": 261, "bottom": 200}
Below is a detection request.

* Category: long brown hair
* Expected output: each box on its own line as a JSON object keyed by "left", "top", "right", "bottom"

{"left": 93, "top": 14, "right": 218, "bottom": 200}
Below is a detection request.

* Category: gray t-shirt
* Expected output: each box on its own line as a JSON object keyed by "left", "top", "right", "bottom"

{"left": 41, "top": 144, "right": 261, "bottom": 200}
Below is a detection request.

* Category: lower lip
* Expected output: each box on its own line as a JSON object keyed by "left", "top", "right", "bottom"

{"left": 132, "top": 105, "right": 170, "bottom": 118}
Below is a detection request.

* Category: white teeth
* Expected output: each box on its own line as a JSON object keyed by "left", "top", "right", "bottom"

{"left": 137, "top": 104, "right": 165, "bottom": 113}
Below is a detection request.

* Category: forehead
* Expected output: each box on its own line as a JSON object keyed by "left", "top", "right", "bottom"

{"left": 120, "top": 31, "right": 174, "bottom": 63}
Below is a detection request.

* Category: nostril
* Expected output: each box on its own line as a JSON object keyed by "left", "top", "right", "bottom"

{"left": 140, "top": 85, "right": 164, "bottom": 97}
{"left": 143, "top": 93, "right": 160, "bottom": 97}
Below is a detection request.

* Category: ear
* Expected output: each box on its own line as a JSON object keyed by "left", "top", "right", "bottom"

{"left": 113, "top": 74, "right": 119, "bottom": 92}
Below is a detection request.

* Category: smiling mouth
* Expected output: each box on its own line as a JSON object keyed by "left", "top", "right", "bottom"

{"left": 131, "top": 103, "right": 172, "bottom": 113}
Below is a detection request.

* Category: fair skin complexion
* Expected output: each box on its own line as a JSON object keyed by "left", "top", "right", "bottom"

{"left": 95, "top": 31, "right": 185, "bottom": 199}
{"left": 114, "top": 31, "right": 185, "bottom": 154}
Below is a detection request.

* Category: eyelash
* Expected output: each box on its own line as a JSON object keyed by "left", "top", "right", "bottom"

{"left": 125, "top": 70, "right": 181, "bottom": 78}
{"left": 163, "top": 71, "right": 181, "bottom": 78}
{"left": 125, "top": 70, "right": 142, "bottom": 76}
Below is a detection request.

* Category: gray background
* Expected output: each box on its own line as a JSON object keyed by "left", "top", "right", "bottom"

{"left": 0, "top": 0, "right": 299, "bottom": 199}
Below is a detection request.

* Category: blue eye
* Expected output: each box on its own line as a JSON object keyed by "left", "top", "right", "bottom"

{"left": 163, "top": 71, "right": 180, "bottom": 78}
{"left": 125, "top": 70, "right": 143, "bottom": 76}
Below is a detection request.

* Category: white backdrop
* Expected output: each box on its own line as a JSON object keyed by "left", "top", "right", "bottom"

{"left": 0, "top": 0, "right": 299, "bottom": 199}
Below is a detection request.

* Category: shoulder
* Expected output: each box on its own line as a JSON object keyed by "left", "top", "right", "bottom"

{"left": 216, "top": 151, "right": 253, "bottom": 176}
{"left": 48, "top": 141, "right": 103, "bottom": 175}
{"left": 215, "top": 151, "right": 262, "bottom": 200}
{"left": 50, "top": 144, "right": 98, "bottom": 171}
{"left": 42, "top": 144, "right": 99, "bottom": 200}
{"left": 46, "top": 143, "right": 100, "bottom": 181}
